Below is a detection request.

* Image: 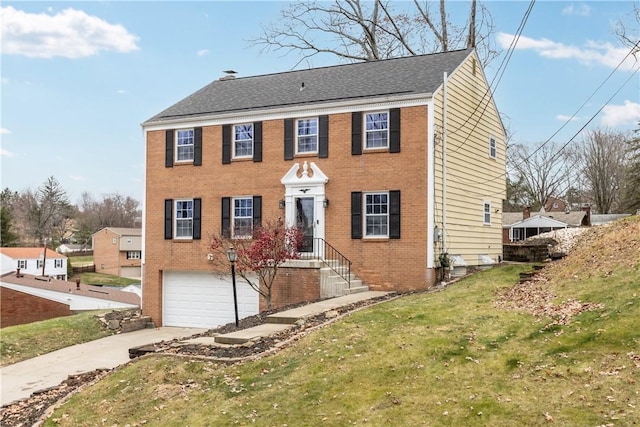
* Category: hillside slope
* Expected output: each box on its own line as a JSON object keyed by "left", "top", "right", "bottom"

{"left": 41, "top": 217, "right": 640, "bottom": 427}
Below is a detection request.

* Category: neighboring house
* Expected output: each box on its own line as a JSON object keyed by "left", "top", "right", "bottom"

{"left": 92, "top": 227, "right": 142, "bottom": 279}
{"left": 503, "top": 206, "right": 591, "bottom": 243}
{"left": 0, "top": 247, "right": 68, "bottom": 281}
{"left": 544, "top": 197, "right": 567, "bottom": 212}
{"left": 142, "top": 48, "right": 506, "bottom": 328}
{"left": 0, "top": 272, "right": 140, "bottom": 328}
{"left": 56, "top": 243, "right": 87, "bottom": 254}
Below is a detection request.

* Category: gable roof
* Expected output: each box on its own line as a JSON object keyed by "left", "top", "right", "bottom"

{"left": 93, "top": 227, "right": 142, "bottom": 237}
{"left": 0, "top": 247, "right": 66, "bottom": 260}
{"left": 143, "top": 49, "right": 474, "bottom": 125}
{"left": 503, "top": 211, "right": 587, "bottom": 228}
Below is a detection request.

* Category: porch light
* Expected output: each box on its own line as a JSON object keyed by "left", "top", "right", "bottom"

{"left": 226, "top": 246, "right": 237, "bottom": 263}
{"left": 279, "top": 199, "right": 285, "bottom": 209}
{"left": 323, "top": 198, "right": 329, "bottom": 208}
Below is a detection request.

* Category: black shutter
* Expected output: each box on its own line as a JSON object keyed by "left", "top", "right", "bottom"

{"left": 351, "top": 192, "right": 362, "bottom": 239}
{"left": 222, "top": 125, "right": 231, "bottom": 164}
{"left": 164, "top": 199, "right": 173, "bottom": 239}
{"left": 193, "top": 198, "right": 202, "bottom": 240}
{"left": 165, "top": 130, "right": 174, "bottom": 167}
{"left": 194, "top": 127, "right": 203, "bottom": 166}
{"left": 389, "top": 108, "right": 401, "bottom": 153}
{"left": 284, "top": 118, "right": 294, "bottom": 160}
{"left": 252, "top": 196, "right": 262, "bottom": 231}
{"left": 319, "top": 115, "right": 329, "bottom": 158}
{"left": 351, "top": 112, "right": 362, "bottom": 155}
{"left": 389, "top": 190, "right": 401, "bottom": 239}
{"left": 253, "top": 121, "right": 263, "bottom": 162}
{"left": 222, "top": 197, "right": 231, "bottom": 238}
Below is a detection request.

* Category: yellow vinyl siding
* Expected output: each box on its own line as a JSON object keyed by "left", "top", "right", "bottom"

{"left": 433, "top": 51, "right": 506, "bottom": 266}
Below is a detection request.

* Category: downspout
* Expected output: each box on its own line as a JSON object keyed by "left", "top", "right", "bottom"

{"left": 442, "top": 72, "right": 448, "bottom": 253}
{"left": 427, "top": 100, "right": 435, "bottom": 269}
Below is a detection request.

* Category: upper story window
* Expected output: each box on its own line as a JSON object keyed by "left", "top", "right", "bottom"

{"left": 54, "top": 259, "right": 63, "bottom": 268}
{"left": 365, "top": 192, "right": 389, "bottom": 237}
{"left": 489, "top": 136, "right": 497, "bottom": 159}
{"left": 176, "top": 129, "right": 195, "bottom": 162}
{"left": 17, "top": 260, "right": 27, "bottom": 269}
{"left": 126, "top": 251, "right": 141, "bottom": 260}
{"left": 483, "top": 201, "right": 491, "bottom": 225}
{"left": 175, "top": 199, "right": 194, "bottom": 238}
{"left": 37, "top": 260, "right": 44, "bottom": 269}
{"left": 296, "top": 118, "right": 318, "bottom": 153}
{"left": 365, "top": 112, "right": 389, "bottom": 149}
{"left": 233, "top": 123, "right": 253, "bottom": 158}
{"left": 233, "top": 197, "right": 253, "bottom": 238}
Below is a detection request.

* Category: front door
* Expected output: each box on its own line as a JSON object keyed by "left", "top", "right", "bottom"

{"left": 295, "top": 197, "right": 315, "bottom": 253}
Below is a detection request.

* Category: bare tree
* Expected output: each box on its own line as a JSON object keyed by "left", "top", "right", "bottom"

{"left": 75, "top": 192, "right": 141, "bottom": 247}
{"left": 251, "top": 0, "right": 498, "bottom": 68}
{"left": 507, "top": 142, "right": 580, "bottom": 211}
{"left": 579, "top": 129, "right": 629, "bottom": 214}
{"left": 615, "top": 3, "right": 640, "bottom": 58}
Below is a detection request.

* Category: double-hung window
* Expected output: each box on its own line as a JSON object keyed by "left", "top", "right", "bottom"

{"left": 483, "top": 201, "right": 491, "bottom": 225}
{"left": 233, "top": 197, "right": 253, "bottom": 238}
{"left": 17, "top": 260, "right": 27, "bottom": 269}
{"left": 126, "top": 251, "right": 141, "bottom": 260}
{"left": 176, "top": 129, "right": 194, "bottom": 162}
{"left": 489, "top": 137, "right": 497, "bottom": 159}
{"left": 296, "top": 118, "right": 318, "bottom": 153}
{"left": 175, "top": 199, "right": 194, "bottom": 238}
{"left": 365, "top": 112, "right": 389, "bottom": 149}
{"left": 365, "top": 192, "right": 389, "bottom": 237}
{"left": 54, "top": 259, "right": 63, "bottom": 268}
{"left": 234, "top": 123, "right": 253, "bottom": 158}
{"left": 37, "top": 260, "right": 44, "bottom": 269}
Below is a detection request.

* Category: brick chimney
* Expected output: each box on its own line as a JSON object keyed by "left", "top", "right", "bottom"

{"left": 523, "top": 206, "right": 531, "bottom": 219}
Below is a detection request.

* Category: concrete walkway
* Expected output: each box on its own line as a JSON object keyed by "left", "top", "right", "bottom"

{"left": 1, "top": 327, "right": 205, "bottom": 406}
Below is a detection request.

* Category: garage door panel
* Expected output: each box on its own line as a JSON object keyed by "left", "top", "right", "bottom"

{"left": 163, "top": 271, "right": 259, "bottom": 328}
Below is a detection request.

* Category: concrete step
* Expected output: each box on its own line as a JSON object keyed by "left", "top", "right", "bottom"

{"left": 343, "top": 285, "right": 369, "bottom": 295}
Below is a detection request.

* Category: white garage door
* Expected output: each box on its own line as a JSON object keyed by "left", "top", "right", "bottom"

{"left": 163, "top": 271, "right": 259, "bottom": 328}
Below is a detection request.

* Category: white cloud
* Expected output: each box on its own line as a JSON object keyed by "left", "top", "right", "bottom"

{"left": 197, "top": 49, "right": 210, "bottom": 57}
{"left": 562, "top": 4, "right": 591, "bottom": 17}
{"left": 117, "top": 89, "right": 127, "bottom": 94}
{"left": 69, "top": 175, "right": 86, "bottom": 181}
{"left": 496, "top": 33, "right": 637, "bottom": 71}
{"left": 0, "top": 127, "right": 11, "bottom": 134}
{"left": 1, "top": 77, "right": 8, "bottom": 84}
{"left": 600, "top": 100, "right": 640, "bottom": 127}
{"left": 1, "top": 148, "right": 15, "bottom": 157}
{"left": 0, "top": 6, "right": 140, "bottom": 58}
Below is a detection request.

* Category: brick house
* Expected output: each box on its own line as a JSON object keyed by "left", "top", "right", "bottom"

{"left": 142, "top": 49, "right": 506, "bottom": 328}
{"left": 92, "top": 227, "right": 142, "bottom": 279}
{"left": 0, "top": 247, "right": 68, "bottom": 280}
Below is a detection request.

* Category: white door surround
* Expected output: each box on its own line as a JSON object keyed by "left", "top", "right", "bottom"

{"left": 280, "top": 161, "right": 329, "bottom": 254}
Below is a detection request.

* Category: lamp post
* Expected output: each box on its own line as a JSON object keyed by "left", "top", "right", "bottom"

{"left": 226, "top": 246, "right": 240, "bottom": 327}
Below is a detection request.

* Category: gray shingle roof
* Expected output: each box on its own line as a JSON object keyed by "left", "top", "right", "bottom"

{"left": 144, "top": 49, "right": 473, "bottom": 124}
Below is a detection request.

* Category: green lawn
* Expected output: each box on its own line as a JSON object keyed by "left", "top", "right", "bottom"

{"left": 0, "top": 311, "right": 115, "bottom": 366}
{"left": 80, "top": 272, "right": 140, "bottom": 287}
{"left": 44, "top": 257, "right": 640, "bottom": 426}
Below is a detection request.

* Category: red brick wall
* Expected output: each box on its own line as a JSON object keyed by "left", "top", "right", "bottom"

{"left": 93, "top": 229, "right": 120, "bottom": 277}
{"left": 144, "top": 106, "right": 436, "bottom": 325}
{"left": 0, "top": 287, "right": 72, "bottom": 328}
{"left": 260, "top": 267, "right": 320, "bottom": 311}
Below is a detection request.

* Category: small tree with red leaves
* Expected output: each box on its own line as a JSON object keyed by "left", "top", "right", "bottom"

{"left": 208, "top": 218, "right": 304, "bottom": 310}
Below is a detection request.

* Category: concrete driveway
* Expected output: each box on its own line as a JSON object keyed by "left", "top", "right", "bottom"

{"left": 1, "top": 327, "right": 205, "bottom": 406}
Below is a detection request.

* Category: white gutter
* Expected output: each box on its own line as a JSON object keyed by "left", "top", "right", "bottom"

{"left": 427, "top": 100, "right": 436, "bottom": 269}
{"left": 442, "top": 72, "right": 448, "bottom": 253}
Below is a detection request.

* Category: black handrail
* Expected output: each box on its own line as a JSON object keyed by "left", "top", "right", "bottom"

{"left": 300, "top": 238, "right": 352, "bottom": 289}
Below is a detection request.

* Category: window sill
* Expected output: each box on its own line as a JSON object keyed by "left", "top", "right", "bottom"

{"left": 362, "top": 147, "right": 390, "bottom": 154}
{"left": 171, "top": 238, "right": 193, "bottom": 242}
{"left": 362, "top": 236, "right": 389, "bottom": 242}
{"left": 231, "top": 157, "right": 253, "bottom": 162}
{"left": 174, "top": 161, "right": 194, "bottom": 166}
{"left": 294, "top": 152, "right": 318, "bottom": 158}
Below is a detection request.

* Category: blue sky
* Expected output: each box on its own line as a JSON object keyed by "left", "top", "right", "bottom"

{"left": 1, "top": 1, "right": 639, "bottom": 205}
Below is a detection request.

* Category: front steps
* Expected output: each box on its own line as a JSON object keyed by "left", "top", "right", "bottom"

{"left": 320, "top": 263, "right": 368, "bottom": 298}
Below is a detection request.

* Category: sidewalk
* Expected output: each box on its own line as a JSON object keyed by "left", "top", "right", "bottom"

{"left": 1, "top": 327, "right": 205, "bottom": 406}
